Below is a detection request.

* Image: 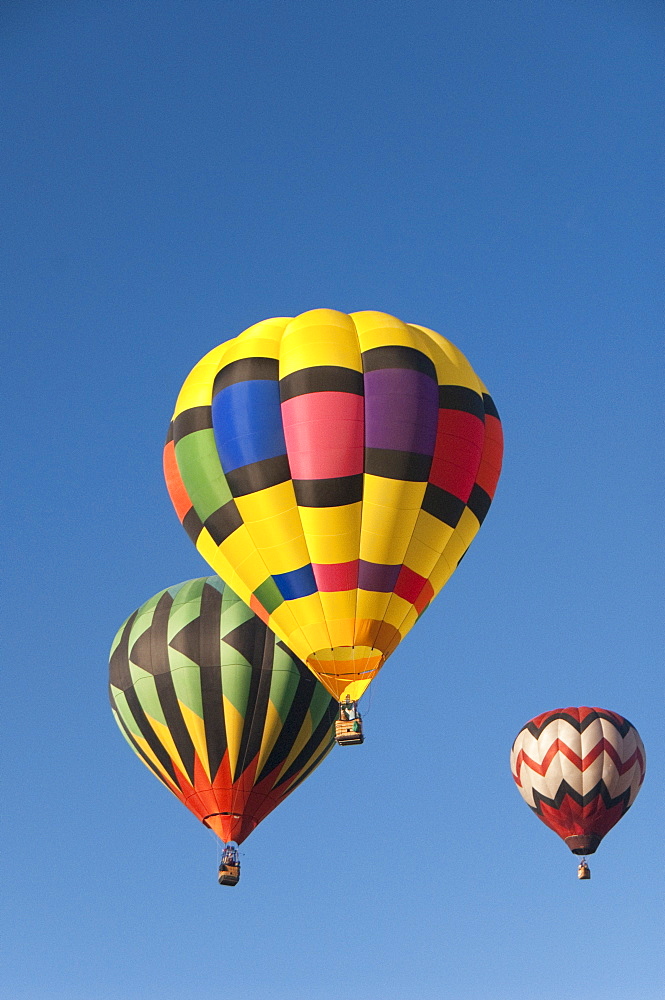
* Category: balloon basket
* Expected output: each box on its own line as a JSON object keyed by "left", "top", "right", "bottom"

{"left": 218, "top": 846, "right": 240, "bottom": 886}
{"left": 218, "top": 864, "right": 240, "bottom": 886}
{"left": 335, "top": 718, "right": 364, "bottom": 745}
{"left": 577, "top": 860, "right": 591, "bottom": 880}
{"left": 335, "top": 701, "right": 364, "bottom": 745}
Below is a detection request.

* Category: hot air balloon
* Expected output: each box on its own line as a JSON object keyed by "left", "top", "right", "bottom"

{"left": 109, "top": 576, "right": 337, "bottom": 884}
{"left": 164, "top": 309, "right": 503, "bottom": 743}
{"left": 510, "top": 707, "right": 646, "bottom": 877}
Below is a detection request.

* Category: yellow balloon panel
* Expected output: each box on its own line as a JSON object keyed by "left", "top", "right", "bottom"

{"left": 280, "top": 309, "right": 362, "bottom": 377}
{"left": 297, "top": 503, "right": 362, "bottom": 564}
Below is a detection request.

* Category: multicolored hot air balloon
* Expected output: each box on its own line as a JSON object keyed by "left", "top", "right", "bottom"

{"left": 510, "top": 707, "right": 646, "bottom": 877}
{"left": 164, "top": 309, "right": 503, "bottom": 736}
{"left": 109, "top": 576, "right": 337, "bottom": 883}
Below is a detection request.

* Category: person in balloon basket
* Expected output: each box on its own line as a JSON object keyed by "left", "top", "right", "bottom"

{"left": 340, "top": 699, "right": 362, "bottom": 733}
{"left": 219, "top": 845, "right": 238, "bottom": 871}
{"left": 218, "top": 845, "right": 240, "bottom": 884}
{"left": 342, "top": 702, "right": 355, "bottom": 723}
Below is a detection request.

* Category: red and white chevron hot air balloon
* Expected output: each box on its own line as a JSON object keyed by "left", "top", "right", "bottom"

{"left": 510, "top": 707, "right": 645, "bottom": 875}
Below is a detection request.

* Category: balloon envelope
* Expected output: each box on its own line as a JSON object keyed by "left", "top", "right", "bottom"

{"left": 164, "top": 309, "right": 503, "bottom": 701}
{"left": 510, "top": 707, "right": 646, "bottom": 855}
{"left": 109, "top": 576, "right": 337, "bottom": 845}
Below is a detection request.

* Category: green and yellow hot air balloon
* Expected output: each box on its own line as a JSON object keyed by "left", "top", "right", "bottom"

{"left": 109, "top": 576, "right": 337, "bottom": 882}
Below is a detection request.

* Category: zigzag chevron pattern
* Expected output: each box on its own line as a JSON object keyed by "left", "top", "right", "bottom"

{"left": 510, "top": 707, "right": 645, "bottom": 852}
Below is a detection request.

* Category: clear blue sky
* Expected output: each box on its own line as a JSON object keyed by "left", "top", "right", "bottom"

{"left": 3, "top": 2, "right": 663, "bottom": 998}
